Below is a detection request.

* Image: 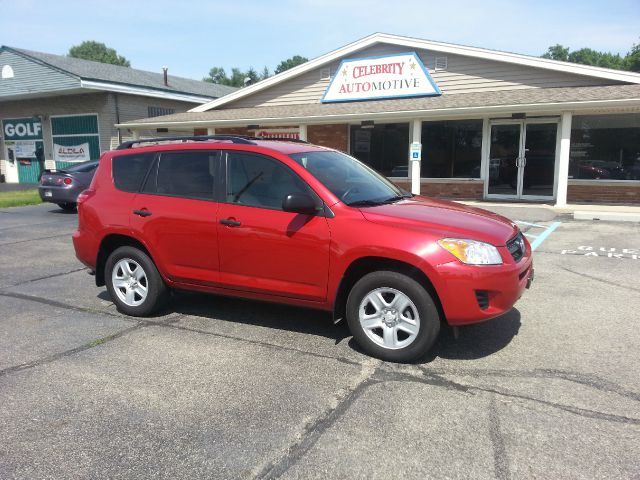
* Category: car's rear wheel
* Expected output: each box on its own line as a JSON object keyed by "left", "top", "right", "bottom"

{"left": 105, "top": 246, "right": 168, "bottom": 316}
{"left": 346, "top": 271, "right": 440, "bottom": 362}
{"left": 57, "top": 202, "right": 77, "bottom": 211}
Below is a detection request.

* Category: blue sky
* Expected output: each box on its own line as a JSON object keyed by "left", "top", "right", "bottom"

{"left": 1, "top": 0, "right": 638, "bottom": 80}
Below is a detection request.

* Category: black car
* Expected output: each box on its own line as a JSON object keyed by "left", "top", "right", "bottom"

{"left": 38, "top": 161, "right": 99, "bottom": 211}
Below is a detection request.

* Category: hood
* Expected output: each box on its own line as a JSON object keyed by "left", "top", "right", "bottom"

{"left": 359, "top": 196, "right": 518, "bottom": 246}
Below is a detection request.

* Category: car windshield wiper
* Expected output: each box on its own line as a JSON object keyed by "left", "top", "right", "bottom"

{"left": 346, "top": 193, "right": 412, "bottom": 207}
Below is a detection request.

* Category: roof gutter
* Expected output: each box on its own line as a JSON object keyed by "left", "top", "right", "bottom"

{"left": 118, "top": 97, "right": 640, "bottom": 129}
{"left": 80, "top": 80, "right": 215, "bottom": 104}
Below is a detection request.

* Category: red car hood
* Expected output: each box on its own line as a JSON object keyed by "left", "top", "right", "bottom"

{"left": 359, "top": 196, "right": 518, "bottom": 246}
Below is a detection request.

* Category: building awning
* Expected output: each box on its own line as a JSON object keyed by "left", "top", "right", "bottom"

{"left": 118, "top": 84, "right": 640, "bottom": 129}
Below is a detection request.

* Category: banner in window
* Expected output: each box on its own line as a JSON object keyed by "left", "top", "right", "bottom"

{"left": 53, "top": 143, "right": 91, "bottom": 163}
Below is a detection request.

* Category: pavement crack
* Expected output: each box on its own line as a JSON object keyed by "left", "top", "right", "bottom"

{"left": 0, "top": 233, "right": 72, "bottom": 246}
{"left": 253, "top": 360, "right": 380, "bottom": 480}
{"left": 0, "top": 324, "right": 144, "bottom": 378}
{"left": 1, "top": 266, "right": 87, "bottom": 289}
{"left": 489, "top": 396, "right": 511, "bottom": 480}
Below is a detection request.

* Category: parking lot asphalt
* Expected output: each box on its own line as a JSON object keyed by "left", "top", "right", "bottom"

{"left": 0, "top": 203, "right": 638, "bottom": 479}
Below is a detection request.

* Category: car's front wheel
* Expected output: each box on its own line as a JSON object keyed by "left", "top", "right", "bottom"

{"left": 105, "top": 246, "right": 168, "bottom": 316}
{"left": 346, "top": 271, "right": 440, "bottom": 362}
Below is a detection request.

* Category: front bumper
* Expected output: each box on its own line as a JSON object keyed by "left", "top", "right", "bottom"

{"left": 434, "top": 252, "right": 533, "bottom": 326}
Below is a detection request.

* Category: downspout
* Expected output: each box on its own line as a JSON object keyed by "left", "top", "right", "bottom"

{"left": 114, "top": 93, "right": 122, "bottom": 144}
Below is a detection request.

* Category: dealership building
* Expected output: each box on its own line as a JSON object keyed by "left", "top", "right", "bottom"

{"left": 120, "top": 33, "right": 640, "bottom": 205}
{"left": 0, "top": 46, "right": 235, "bottom": 183}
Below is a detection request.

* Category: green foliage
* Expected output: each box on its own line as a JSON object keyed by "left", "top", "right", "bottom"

{"left": 541, "top": 41, "right": 640, "bottom": 72}
{"left": 203, "top": 55, "right": 304, "bottom": 87}
{"left": 0, "top": 190, "right": 42, "bottom": 208}
{"left": 274, "top": 55, "right": 308, "bottom": 74}
{"left": 542, "top": 44, "right": 569, "bottom": 61}
{"left": 625, "top": 42, "right": 640, "bottom": 72}
{"left": 68, "top": 41, "right": 130, "bottom": 67}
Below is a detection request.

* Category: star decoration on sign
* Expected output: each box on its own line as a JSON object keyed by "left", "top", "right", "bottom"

{"left": 342, "top": 67, "right": 348, "bottom": 77}
{"left": 409, "top": 61, "right": 417, "bottom": 70}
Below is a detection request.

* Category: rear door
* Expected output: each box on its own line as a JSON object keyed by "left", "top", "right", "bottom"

{"left": 216, "top": 150, "right": 331, "bottom": 301}
{"left": 130, "top": 150, "right": 221, "bottom": 285}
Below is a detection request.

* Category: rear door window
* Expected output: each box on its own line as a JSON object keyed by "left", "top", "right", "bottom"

{"left": 149, "top": 151, "right": 219, "bottom": 201}
{"left": 112, "top": 153, "right": 155, "bottom": 192}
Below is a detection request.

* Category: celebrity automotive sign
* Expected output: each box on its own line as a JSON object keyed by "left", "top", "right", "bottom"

{"left": 322, "top": 52, "right": 441, "bottom": 103}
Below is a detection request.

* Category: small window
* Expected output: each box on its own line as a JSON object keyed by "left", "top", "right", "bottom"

{"left": 435, "top": 57, "right": 448, "bottom": 71}
{"left": 226, "top": 151, "right": 311, "bottom": 210}
{"left": 320, "top": 68, "right": 331, "bottom": 80}
{"left": 147, "top": 106, "right": 176, "bottom": 118}
{"left": 155, "top": 151, "right": 218, "bottom": 200}
{"left": 112, "top": 153, "right": 155, "bottom": 192}
{"left": 1, "top": 65, "right": 14, "bottom": 79}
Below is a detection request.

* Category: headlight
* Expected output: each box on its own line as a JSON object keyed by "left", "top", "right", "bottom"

{"left": 437, "top": 238, "right": 503, "bottom": 265}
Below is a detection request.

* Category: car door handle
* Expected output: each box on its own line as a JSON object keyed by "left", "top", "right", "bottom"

{"left": 133, "top": 209, "right": 152, "bottom": 217}
{"left": 220, "top": 218, "right": 241, "bottom": 227}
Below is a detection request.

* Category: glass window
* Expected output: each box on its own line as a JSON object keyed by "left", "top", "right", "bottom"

{"left": 154, "top": 151, "right": 217, "bottom": 200}
{"left": 60, "top": 160, "right": 99, "bottom": 173}
{"left": 112, "top": 153, "right": 155, "bottom": 193}
{"left": 290, "top": 150, "right": 404, "bottom": 206}
{"left": 421, "top": 120, "right": 483, "bottom": 178}
{"left": 350, "top": 123, "right": 410, "bottom": 177}
{"left": 226, "top": 152, "right": 312, "bottom": 210}
{"left": 570, "top": 114, "right": 640, "bottom": 180}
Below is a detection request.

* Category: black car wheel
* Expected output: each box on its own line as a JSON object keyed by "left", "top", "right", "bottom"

{"left": 57, "top": 202, "right": 77, "bottom": 211}
{"left": 346, "top": 271, "right": 440, "bottom": 362}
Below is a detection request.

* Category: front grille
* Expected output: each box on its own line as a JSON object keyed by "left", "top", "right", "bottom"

{"left": 475, "top": 290, "right": 489, "bottom": 310}
{"left": 507, "top": 232, "right": 525, "bottom": 263}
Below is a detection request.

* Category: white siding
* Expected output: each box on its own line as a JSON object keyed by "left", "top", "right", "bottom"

{"left": 225, "top": 44, "right": 619, "bottom": 108}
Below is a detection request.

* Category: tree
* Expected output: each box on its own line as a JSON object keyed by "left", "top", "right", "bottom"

{"left": 625, "top": 42, "right": 640, "bottom": 72}
{"left": 540, "top": 41, "right": 639, "bottom": 71}
{"left": 68, "top": 41, "right": 130, "bottom": 67}
{"left": 542, "top": 44, "right": 569, "bottom": 62}
{"left": 568, "top": 48, "right": 624, "bottom": 69}
{"left": 260, "top": 66, "right": 271, "bottom": 80}
{"left": 274, "top": 55, "right": 308, "bottom": 74}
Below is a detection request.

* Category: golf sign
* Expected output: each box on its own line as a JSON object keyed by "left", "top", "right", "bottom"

{"left": 322, "top": 52, "right": 441, "bottom": 103}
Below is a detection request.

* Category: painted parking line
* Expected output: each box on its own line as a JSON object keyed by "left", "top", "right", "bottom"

{"left": 515, "top": 221, "right": 562, "bottom": 251}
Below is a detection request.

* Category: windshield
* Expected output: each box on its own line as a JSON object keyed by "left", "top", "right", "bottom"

{"left": 289, "top": 150, "right": 410, "bottom": 206}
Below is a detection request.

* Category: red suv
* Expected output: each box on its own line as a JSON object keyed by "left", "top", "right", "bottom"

{"left": 73, "top": 135, "right": 533, "bottom": 362}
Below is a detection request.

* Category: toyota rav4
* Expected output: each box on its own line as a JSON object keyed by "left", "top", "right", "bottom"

{"left": 73, "top": 135, "right": 533, "bottom": 362}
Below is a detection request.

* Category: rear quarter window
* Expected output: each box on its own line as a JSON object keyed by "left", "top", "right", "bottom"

{"left": 112, "top": 153, "right": 155, "bottom": 192}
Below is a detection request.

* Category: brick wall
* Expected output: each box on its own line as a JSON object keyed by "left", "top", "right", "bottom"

{"left": 215, "top": 127, "right": 250, "bottom": 136}
{"left": 394, "top": 180, "right": 484, "bottom": 200}
{"left": 308, "top": 124, "right": 348, "bottom": 152}
{"left": 568, "top": 183, "right": 640, "bottom": 204}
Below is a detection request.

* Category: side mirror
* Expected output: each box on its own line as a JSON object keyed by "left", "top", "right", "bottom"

{"left": 282, "top": 192, "right": 322, "bottom": 215}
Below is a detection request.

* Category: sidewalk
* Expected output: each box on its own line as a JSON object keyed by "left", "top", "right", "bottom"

{"left": 460, "top": 200, "right": 640, "bottom": 222}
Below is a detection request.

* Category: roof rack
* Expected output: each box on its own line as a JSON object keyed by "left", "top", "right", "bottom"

{"left": 116, "top": 135, "right": 256, "bottom": 150}
{"left": 116, "top": 134, "right": 309, "bottom": 150}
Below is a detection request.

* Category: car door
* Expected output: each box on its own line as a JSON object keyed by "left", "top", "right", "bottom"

{"left": 130, "top": 149, "right": 221, "bottom": 286}
{"left": 217, "top": 150, "right": 331, "bottom": 301}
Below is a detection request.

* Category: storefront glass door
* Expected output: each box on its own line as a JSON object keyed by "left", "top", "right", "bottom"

{"left": 486, "top": 120, "right": 558, "bottom": 200}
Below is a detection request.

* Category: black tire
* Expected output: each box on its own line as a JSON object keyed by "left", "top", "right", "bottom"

{"left": 57, "top": 202, "right": 77, "bottom": 211}
{"left": 105, "top": 246, "right": 168, "bottom": 316}
{"left": 346, "top": 271, "right": 440, "bottom": 362}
